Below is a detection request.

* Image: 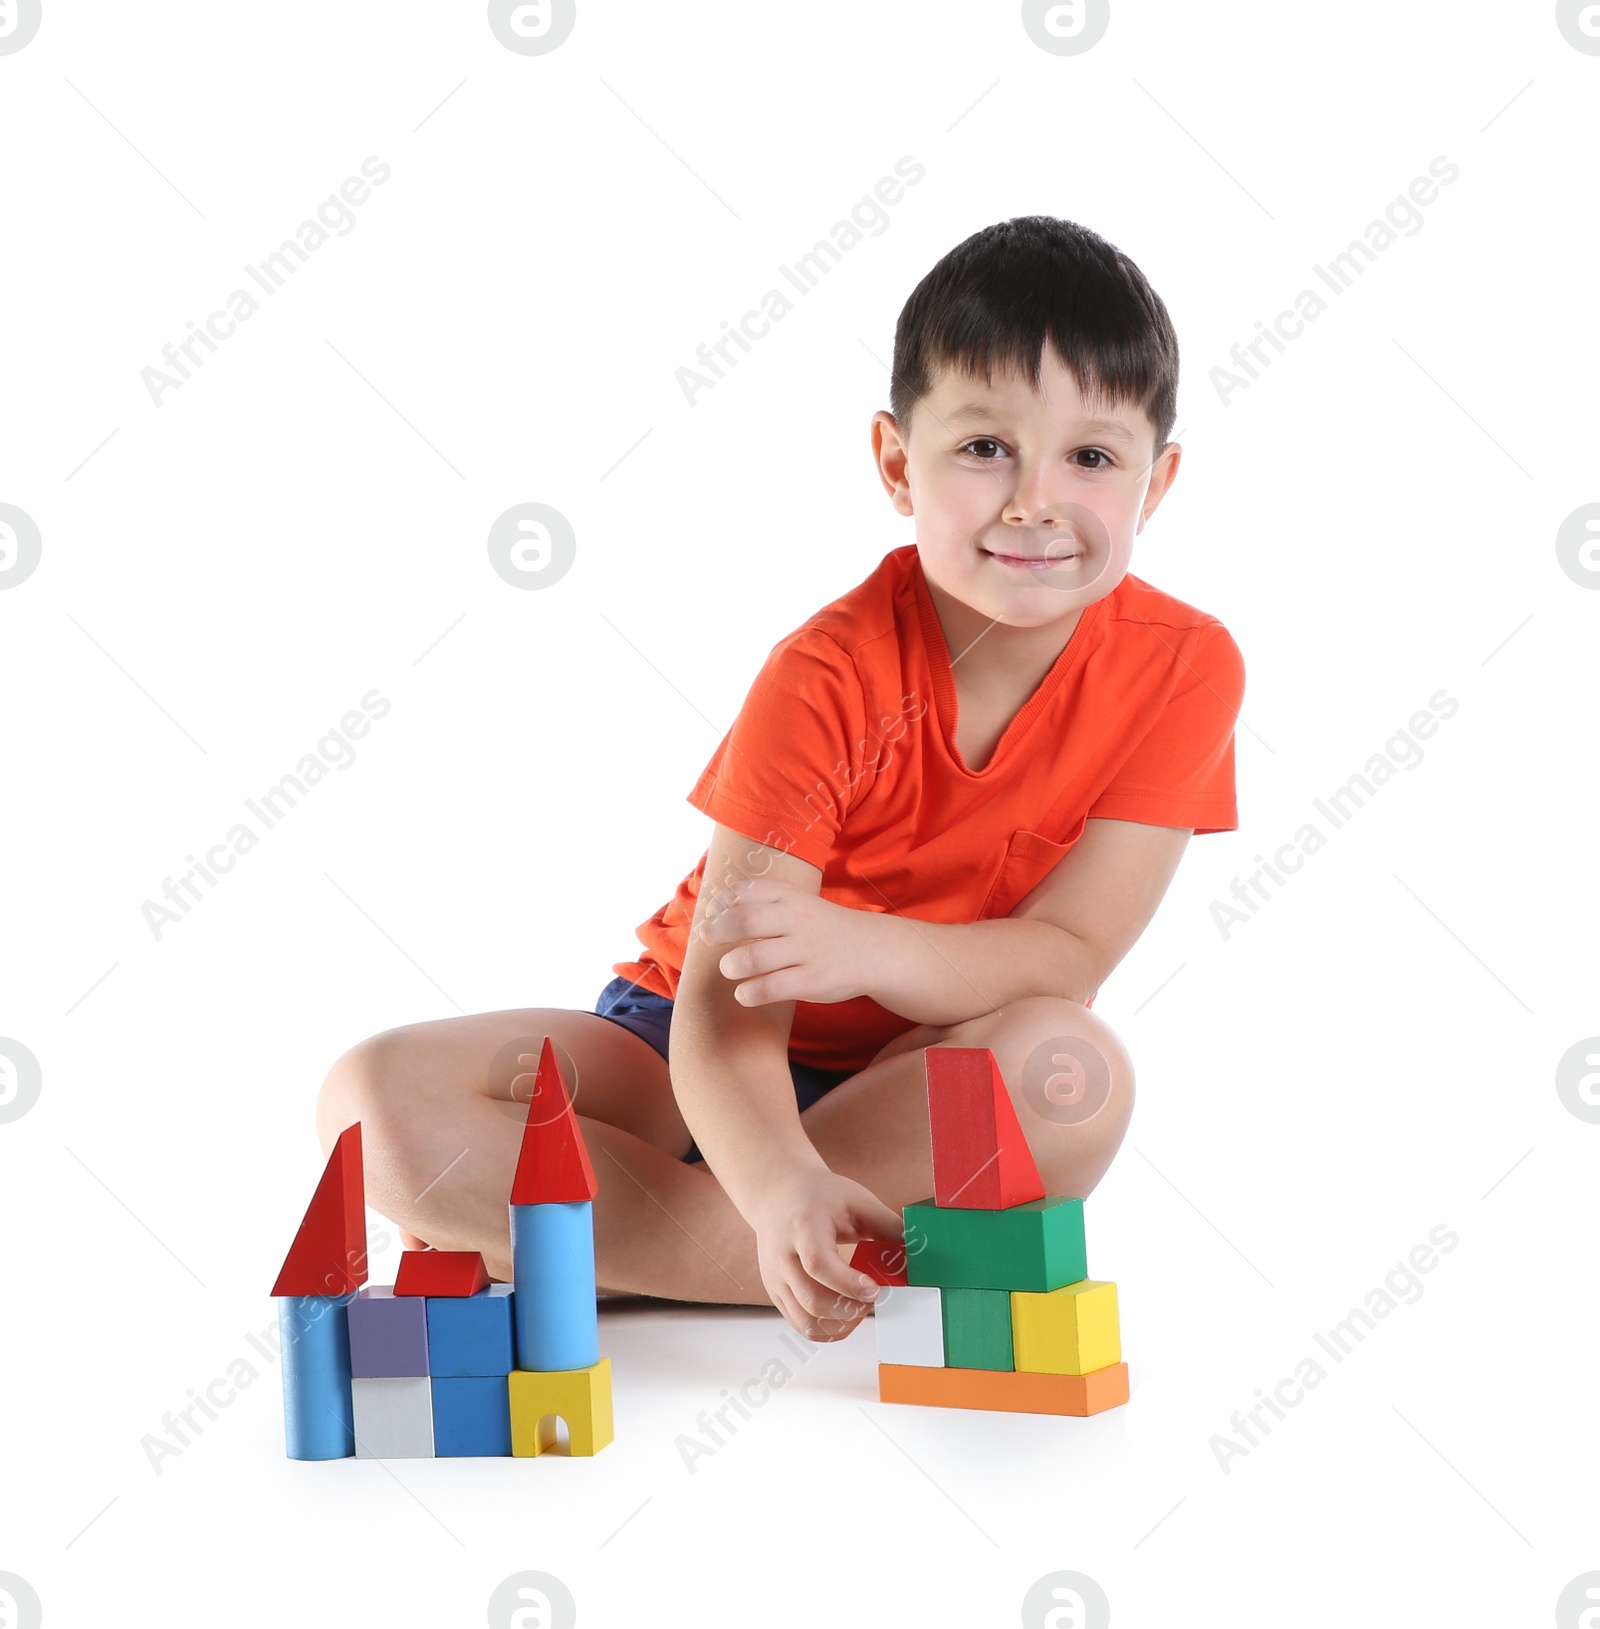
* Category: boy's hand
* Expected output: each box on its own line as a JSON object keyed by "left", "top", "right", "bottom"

{"left": 746, "top": 1167, "right": 906, "bottom": 1342}
{"left": 698, "top": 875, "right": 881, "bottom": 1007}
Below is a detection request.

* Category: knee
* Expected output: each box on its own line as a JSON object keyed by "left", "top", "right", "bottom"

{"left": 944, "top": 996, "right": 1135, "bottom": 1195}
{"left": 315, "top": 1032, "right": 430, "bottom": 1196}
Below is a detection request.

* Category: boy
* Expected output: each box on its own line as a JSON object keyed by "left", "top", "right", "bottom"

{"left": 316, "top": 215, "right": 1244, "bottom": 1345}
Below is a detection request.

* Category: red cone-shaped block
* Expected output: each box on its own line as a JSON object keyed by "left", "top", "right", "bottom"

{"left": 926, "top": 1047, "right": 1045, "bottom": 1209}
{"left": 509, "top": 1036, "right": 598, "bottom": 1204}
{"left": 271, "top": 1123, "right": 369, "bottom": 1296}
{"left": 393, "top": 1249, "right": 491, "bottom": 1298}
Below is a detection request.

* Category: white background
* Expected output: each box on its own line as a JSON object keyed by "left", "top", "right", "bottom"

{"left": 1, "top": 2, "right": 1596, "bottom": 1625}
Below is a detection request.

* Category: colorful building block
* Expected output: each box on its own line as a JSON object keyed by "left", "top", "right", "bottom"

{"left": 278, "top": 1294, "right": 355, "bottom": 1460}
{"left": 511, "top": 1202, "right": 598, "bottom": 1371}
{"left": 925, "top": 1047, "right": 1046, "bottom": 1210}
{"left": 394, "top": 1249, "right": 491, "bottom": 1298}
{"left": 941, "top": 1287, "right": 1014, "bottom": 1371}
{"left": 1011, "top": 1280, "right": 1120, "bottom": 1376}
{"left": 425, "top": 1284, "right": 515, "bottom": 1378}
{"left": 352, "top": 1376, "right": 435, "bottom": 1458}
{"left": 509, "top": 1037, "right": 599, "bottom": 1204}
{"left": 508, "top": 1358, "right": 614, "bottom": 1457}
{"left": 851, "top": 1239, "right": 909, "bottom": 1286}
{"left": 878, "top": 1360, "right": 1129, "bottom": 1417}
{"left": 904, "top": 1196, "right": 1086, "bottom": 1292}
{"left": 431, "top": 1376, "right": 513, "bottom": 1457}
{"left": 872, "top": 1284, "right": 945, "bottom": 1368}
{"left": 271, "top": 1124, "right": 368, "bottom": 1297}
{"left": 348, "top": 1286, "right": 430, "bottom": 1378}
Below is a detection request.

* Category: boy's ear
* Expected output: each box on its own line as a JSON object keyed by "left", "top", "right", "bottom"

{"left": 871, "top": 409, "right": 914, "bottom": 517}
{"left": 1137, "top": 440, "right": 1182, "bottom": 531}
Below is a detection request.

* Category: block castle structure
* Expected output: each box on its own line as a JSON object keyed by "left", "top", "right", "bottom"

{"left": 853, "top": 1047, "right": 1129, "bottom": 1417}
{"left": 270, "top": 1039, "right": 614, "bottom": 1459}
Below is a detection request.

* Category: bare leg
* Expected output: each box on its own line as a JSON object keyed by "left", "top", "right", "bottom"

{"left": 315, "top": 995, "right": 1134, "bottom": 1335}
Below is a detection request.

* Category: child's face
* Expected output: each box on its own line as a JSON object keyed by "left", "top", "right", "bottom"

{"left": 872, "top": 345, "right": 1180, "bottom": 629}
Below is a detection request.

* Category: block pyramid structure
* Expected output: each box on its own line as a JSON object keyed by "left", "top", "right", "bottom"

{"left": 854, "top": 1046, "right": 1129, "bottom": 1417}
{"left": 270, "top": 1039, "right": 613, "bottom": 1459}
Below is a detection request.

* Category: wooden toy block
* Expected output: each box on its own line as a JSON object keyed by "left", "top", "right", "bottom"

{"left": 872, "top": 1284, "right": 945, "bottom": 1367}
{"left": 278, "top": 1294, "right": 355, "bottom": 1460}
{"left": 925, "top": 1046, "right": 1045, "bottom": 1210}
{"left": 509, "top": 1036, "right": 599, "bottom": 1204}
{"left": 878, "top": 1360, "right": 1129, "bottom": 1417}
{"left": 394, "top": 1249, "right": 491, "bottom": 1298}
{"left": 348, "top": 1285, "right": 430, "bottom": 1378}
{"left": 1011, "top": 1280, "right": 1120, "bottom": 1376}
{"left": 352, "top": 1376, "right": 435, "bottom": 1459}
{"left": 431, "top": 1376, "right": 513, "bottom": 1457}
{"left": 851, "top": 1239, "right": 909, "bottom": 1286}
{"left": 904, "top": 1196, "right": 1086, "bottom": 1292}
{"left": 425, "top": 1284, "right": 515, "bottom": 1378}
{"left": 510, "top": 1201, "right": 599, "bottom": 1372}
{"left": 941, "top": 1287, "right": 1014, "bottom": 1371}
{"left": 508, "top": 1358, "right": 614, "bottom": 1457}
{"left": 271, "top": 1124, "right": 368, "bottom": 1297}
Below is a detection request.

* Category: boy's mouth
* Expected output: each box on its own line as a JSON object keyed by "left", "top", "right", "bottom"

{"left": 983, "top": 546, "right": 1083, "bottom": 571}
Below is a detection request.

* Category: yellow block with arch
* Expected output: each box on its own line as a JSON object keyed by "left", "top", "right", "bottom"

{"left": 508, "top": 1357, "right": 614, "bottom": 1456}
{"left": 1009, "top": 1279, "right": 1120, "bottom": 1375}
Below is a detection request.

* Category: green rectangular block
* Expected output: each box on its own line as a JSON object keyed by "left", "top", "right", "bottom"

{"left": 904, "top": 1196, "right": 1086, "bottom": 1292}
{"left": 942, "top": 1288, "right": 1013, "bottom": 1370}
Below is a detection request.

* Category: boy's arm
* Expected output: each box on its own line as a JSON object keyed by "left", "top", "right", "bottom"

{"left": 863, "top": 818, "right": 1193, "bottom": 1024}
{"left": 669, "top": 822, "right": 901, "bottom": 1338}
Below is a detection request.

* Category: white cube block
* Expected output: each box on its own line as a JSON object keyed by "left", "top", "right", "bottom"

{"left": 352, "top": 1376, "right": 435, "bottom": 1459}
{"left": 873, "top": 1284, "right": 944, "bottom": 1367}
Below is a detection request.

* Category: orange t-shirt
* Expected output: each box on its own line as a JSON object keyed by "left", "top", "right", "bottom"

{"left": 613, "top": 544, "right": 1245, "bottom": 1073}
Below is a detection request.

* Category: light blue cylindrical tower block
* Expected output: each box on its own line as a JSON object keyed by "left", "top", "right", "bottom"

{"left": 511, "top": 1201, "right": 599, "bottom": 1371}
{"left": 279, "top": 1293, "right": 355, "bottom": 1459}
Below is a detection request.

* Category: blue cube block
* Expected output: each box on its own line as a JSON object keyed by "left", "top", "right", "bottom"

{"left": 431, "top": 1376, "right": 512, "bottom": 1457}
{"left": 425, "top": 1284, "right": 515, "bottom": 1378}
{"left": 349, "top": 1286, "right": 430, "bottom": 1378}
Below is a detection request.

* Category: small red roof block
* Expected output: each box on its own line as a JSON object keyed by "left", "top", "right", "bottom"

{"left": 926, "top": 1047, "right": 1046, "bottom": 1209}
{"left": 851, "top": 1239, "right": 909, "bottom": 1286}
{"left": 509, "top": 1036, "right": 598, "bottom": 1205}
{"left": 271, "top": 1123, "right": 369, "bottom": 1297}
{"left": 393, "top": 1249, "right": 491, "bottom": 1298}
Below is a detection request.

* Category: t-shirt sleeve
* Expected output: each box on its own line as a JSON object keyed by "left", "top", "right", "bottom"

{"left": 1087, "top": 621, "right": 1246, "bottom": 834}
{"left": 686, "top": 626, "right": 867, "bottom": 870}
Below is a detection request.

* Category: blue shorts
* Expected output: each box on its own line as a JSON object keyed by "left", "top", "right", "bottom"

{"left": 592, "top": 974, "right": 853, "bottom": 1164}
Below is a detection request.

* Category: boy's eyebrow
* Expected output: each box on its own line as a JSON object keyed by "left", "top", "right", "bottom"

{"left": 944, "top": 403, "right": 1138, "bottom": 443}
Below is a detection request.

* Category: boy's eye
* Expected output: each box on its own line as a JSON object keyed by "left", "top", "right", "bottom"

{"left": 1075, "top": 448, "right": 1114, "bottom": 470}
{"left": 960, "top": 438, "right": 1005, "bottom": 460}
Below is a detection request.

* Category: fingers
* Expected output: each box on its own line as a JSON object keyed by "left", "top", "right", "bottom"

{"left": 769, "top": 1273, "right": 863, "bottom": 1343}
{"left": 794, "top": 1226, "right": 881, "bottom": 1309}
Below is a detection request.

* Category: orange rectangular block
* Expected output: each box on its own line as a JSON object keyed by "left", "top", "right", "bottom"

{"left": 877, "top": 1360, "right": 1128, "bottom": 1417}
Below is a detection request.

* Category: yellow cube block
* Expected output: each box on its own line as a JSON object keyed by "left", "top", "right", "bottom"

{"left": 508, "top": 1356, "right": 614, "bottom": 1457}
{"left": 1010, "top": 1279, "right": 1119, "bottom": 1375}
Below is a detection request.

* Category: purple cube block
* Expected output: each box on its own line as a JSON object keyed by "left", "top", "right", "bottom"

{"left": 348, "top": 1285, "right": 430, "bottom": 1378}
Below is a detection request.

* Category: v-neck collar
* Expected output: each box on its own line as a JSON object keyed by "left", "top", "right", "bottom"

{"left": 910, "top": 550, "right": 1110, "bottom": 779}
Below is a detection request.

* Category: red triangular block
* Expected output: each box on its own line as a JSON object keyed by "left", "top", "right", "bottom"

{"left": 851, "top": 1239, "right": 909, "bottom": 1286}
{"left": 509, "top": 1037, "right": 598, "bottom": 1204}
{"left": 271, "top": 1123, "right": 369, "bottom": 1296}
{"left": 393, "top": 1249, "right": 491, "bottom": 1297}
{"left": 926, "top": 1047, "right": 1045, "bottom": 1209}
